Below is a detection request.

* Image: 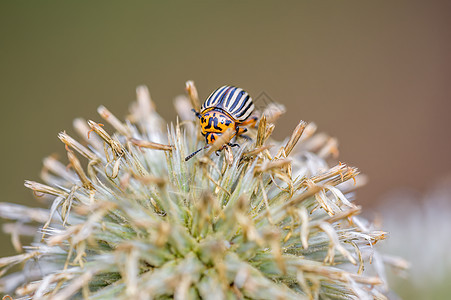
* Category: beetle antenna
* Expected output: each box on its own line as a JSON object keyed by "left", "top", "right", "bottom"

{"left": 191, "top": 109, "right": 202, "bottom": 119}
{"left": 185, "top": 145, "right": 210, "bottom": 161}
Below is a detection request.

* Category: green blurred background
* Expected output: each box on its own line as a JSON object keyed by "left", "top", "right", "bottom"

{"left": 1, "top": 1, "right": 450, "bottom": 297}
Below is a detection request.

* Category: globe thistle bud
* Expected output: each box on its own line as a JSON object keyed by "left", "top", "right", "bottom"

{"left": 0, "top": 82, "right": 404, "bottom": 299}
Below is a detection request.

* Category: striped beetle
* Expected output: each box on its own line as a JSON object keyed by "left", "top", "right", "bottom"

{"left": 185, "top": 85, "right": 258, "bottom": 161}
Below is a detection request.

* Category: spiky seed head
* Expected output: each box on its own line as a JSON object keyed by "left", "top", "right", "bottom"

{"left": 0, "top": 82, "right": 405, "bottom": 299}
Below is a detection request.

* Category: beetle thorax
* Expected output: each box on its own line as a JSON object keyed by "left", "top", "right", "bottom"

{"left": 199, "top": 109, "right": 236, "bottom": 136}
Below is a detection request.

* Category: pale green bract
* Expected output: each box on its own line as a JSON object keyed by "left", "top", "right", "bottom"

{"left": 0, "top": 82, "right": 403, "bottom": 299}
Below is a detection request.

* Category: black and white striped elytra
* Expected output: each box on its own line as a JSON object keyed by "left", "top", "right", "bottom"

{"left": 201, "top": 85, "right": 255, "bottom": 122}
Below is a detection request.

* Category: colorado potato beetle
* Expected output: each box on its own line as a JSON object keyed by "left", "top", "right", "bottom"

{"left": 185, "top": 85, "right": 258, "bottom": 161}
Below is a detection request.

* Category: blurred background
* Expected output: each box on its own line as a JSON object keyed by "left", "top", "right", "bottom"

{"left": 1, "top": 1, "right": 450, "bottom": 298}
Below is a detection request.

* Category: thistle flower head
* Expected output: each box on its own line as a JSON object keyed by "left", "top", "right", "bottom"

{"left": 0, "top": 83, "right": 402, "bottom": 299}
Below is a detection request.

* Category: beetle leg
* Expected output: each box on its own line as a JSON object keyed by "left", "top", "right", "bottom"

{"left": 239, "top": 116, "right": 258, "bottom": 128}
{"left": 191, "top": 108, "right": 202, "bottom": 119}
{"left": 228, "top": 143, "right": 240, "bottom": 148}
{"left": 236, "top": 127, "right": 252, "bottom": 141}
{"left": 236, "top": 127, "right": 248, "bottom": 135}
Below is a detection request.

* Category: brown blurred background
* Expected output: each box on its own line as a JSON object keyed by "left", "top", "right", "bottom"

{"left": 0, "top": 1, "right": 450, "bottom": 259}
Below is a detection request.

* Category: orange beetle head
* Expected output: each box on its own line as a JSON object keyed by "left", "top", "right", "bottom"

{"left": 205, "top": 132, "right": 221, "bottom": 144}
